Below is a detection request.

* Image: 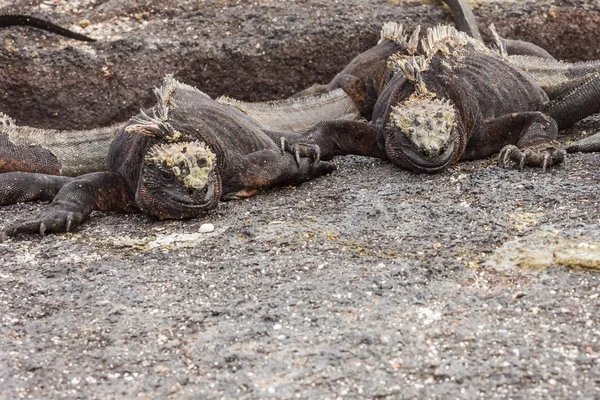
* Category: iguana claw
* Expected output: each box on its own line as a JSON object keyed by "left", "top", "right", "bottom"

{"left": 288, "top": 142, "right": 321, "bottom": 169}
{"left": 498, "top": 144, "right": 565, "bottom": 172}
{"left": 280, "top": 137, "right": 286, "bottom": 155}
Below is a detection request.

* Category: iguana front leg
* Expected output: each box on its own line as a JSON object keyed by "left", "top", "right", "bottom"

{"left": 222, "top": 149, "right": 337, "bottom": 199}
{"left": 284, "top": 120, "right": 387, "bottom": 165}
{"left": 1, "top": 172, "right": 135, "bottom": 240}
{"left": 0, "top": 172, "right": 73, "bottom": 205}
{"left": 469, "top": 111, "right": 564, "bottom": 171}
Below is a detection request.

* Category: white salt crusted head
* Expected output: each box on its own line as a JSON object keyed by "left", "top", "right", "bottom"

{"left": 146, "top": 140, "right": 217, "bottom": 189}
{"left": 389, "top": 98, "right": 457, "bottom": 157}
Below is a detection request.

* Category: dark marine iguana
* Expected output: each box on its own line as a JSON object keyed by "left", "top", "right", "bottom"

{"left": 283, "top": 25, "right": 600, "bottom": 173}
{"left": 0, "top": 14, "right": 95, "bottom": 42}
{"left": 0, "top": 75, "right": 361, "bottom": 239}
{"left": 293, "top": 0, "right": 554, "bottom": 122}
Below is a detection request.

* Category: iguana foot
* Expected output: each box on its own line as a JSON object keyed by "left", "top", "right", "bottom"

{"left": 288, "top": 142, "right": 321, "bottom": 168}
{"left": 1, "top": 209, "right": 85, "bottom": 241}
{"left": 498, "top": 144, "right": 565, "bottom": 172}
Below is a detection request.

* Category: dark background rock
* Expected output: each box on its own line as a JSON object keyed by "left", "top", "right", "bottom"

{"left": 1, "top": 0, "right": 600, "bottom": 129}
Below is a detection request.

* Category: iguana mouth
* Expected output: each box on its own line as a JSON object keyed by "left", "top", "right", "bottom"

{"left": 384, "top": 121, "right": 457, "bottom": 173}
{"left": 135, "top": 171, "right": 222, "bottom": 220}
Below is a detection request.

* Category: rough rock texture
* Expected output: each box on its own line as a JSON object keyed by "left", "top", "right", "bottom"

{"left": 1, "top": 1, "right": 600, "bottom": 399}
{"left": 1, "top": 0, "right": 600, "bottom": 130}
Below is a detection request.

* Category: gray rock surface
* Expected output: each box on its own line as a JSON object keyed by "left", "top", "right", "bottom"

{"left": 1, "top": 1, "right": 600, "bottom": 399}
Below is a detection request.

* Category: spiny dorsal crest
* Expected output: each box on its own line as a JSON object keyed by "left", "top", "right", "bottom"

{"left": 127, "top": 75, "right": 210, "bottom": 141}
{"left": 388, "top": 55, "right": 430, "bottom": 95}
{"left": 379, "top": 22, "right": 407, "bottom": 46}
{"left": 407, "top": 25, "right": 421, "bottom": 55}
{"left": 421, "top": 24, "right": 489, "bottom": 57}
{"left": 0, "top": 112, "right": 15, "bottom": 126}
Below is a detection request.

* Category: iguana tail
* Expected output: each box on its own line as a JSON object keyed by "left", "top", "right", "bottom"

{"left": 0, "top": 113, "right": 122, "bottom": 176}
{"left": 441, "top": 0, "right": 482, "bottom": 41}
{"left": 545, "top": 73, "right": 600, "bottom": 130}
{"left": 217, "top": 88, "right": 362, "bottom": 133}
{"left": 0, "top": 14, "right": 96, "bottom": 42}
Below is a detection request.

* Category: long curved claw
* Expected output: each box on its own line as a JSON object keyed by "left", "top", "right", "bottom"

{"left": 542, "top": 152, "right": 550, "bottom": 173}
{"left": 498, "top": 145, "right": 565, "bottom": 172}
{"left": 39, "top": 222, "right": 47, "bottom": 236}
{"left": 518, "top": 151, "right": 527, "bottom": 171}
{"left": 289, "top": 143, "right": 323, "bottom": 168}
{"left": 280, "top": 137, "right": 286, "bottom": 155}
{"left": 313, "top": 150, "right": 321, "bottom": 169}
{"left": 66, "top": 212, "right": 74, "bottom": 232}
{"left": 294, "top": 147, "right": 302, "bottom": 168}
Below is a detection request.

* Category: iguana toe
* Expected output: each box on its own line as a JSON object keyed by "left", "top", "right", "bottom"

{"left": 498, "top": 145, "right": 565, "bottom": 172}
{"left": 289, "top": 143, "right": 322, "bottom": 168}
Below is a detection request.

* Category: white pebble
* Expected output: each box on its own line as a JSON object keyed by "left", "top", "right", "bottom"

{"left": 199, "top": 223, "right": 215, "bottom": 233}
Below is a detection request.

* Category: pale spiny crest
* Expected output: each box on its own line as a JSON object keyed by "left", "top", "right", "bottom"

{"left": 388, "top": 55, "right": 430, "bottom": 95}
{"left": 0, "top": 112, "right": 15, "bottom": 126}
{"left": 378, "top": 22, "right": 406, "bottom": 46}
{"left": 127, "top": 75, "right": 211, "bottom": 140}
{"left": 406, "top": 25, "right": 420, "bottom": 55}
{"left": 420, "top": 24, "right": 489, "bottom": 58}
{"left": 488, "top": 24, "right": 508, "bottom": 58}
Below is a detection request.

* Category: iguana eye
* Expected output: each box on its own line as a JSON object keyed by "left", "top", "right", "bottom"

{"left": 159, "top": 167, "right": 171, "bottom": 180}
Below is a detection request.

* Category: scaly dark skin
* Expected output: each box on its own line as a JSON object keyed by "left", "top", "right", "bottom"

{"left": 293, "top": 0, "right": 553, "bottom": 122}
{"left": 285, "top": 26, "right": 600, "bottom": 174}
{"left": 0, "top": 14, "right": 96, "bottom": 42}
{"left": 0, "top": 76, "right": 334, "bottom": 240}
{"left": 293, "top": 22, "right": 413, "bottom": 120}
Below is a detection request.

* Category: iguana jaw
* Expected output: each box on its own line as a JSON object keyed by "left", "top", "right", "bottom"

{"left": 135, "top": 140, "right": 222, "bottom": 219}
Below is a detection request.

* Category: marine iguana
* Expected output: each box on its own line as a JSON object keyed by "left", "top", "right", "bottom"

{"left": 293, "top": 0, "right": 554, "bottom": 122}
{"left": 283, "top": 25, "right": 600, "bottom": 173}
{"left": 0, "top": 14, "right": 95, "bottom": 42}
{"left": 0, "top": 75, "right": 360, "bottom": 239}
{"left": 0, "top": 74, "right": 358, "bottom": 177}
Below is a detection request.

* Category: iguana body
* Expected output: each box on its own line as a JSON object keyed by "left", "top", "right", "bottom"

{"left": 0, "top": 14, "right": 95, "bottom": 42}
{"left": 285, "top": 26, "right": 600, "bottom": 173}
{"left": 0, "top": 76, "right": 360, "bottom": 238}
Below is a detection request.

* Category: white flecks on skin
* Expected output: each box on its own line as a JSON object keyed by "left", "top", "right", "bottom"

{"left": 146, "top": 140, "right": 217, "bottom": 189}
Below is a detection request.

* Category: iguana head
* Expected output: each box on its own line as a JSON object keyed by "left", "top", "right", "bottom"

{"left": 384, "top": 97, "right": 459, "bottom": 173}
{"left": 135, "top": 140, "right": 222, "bottom": 219}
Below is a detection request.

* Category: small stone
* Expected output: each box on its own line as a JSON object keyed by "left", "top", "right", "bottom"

{"left": 76, "top": 19, "right": 91, "bottom": 28}
{"left": 199, "top": 223, "right": 215, "bottom": 233}
{"left": 513, "top": 291, "right": 525, "bottom": 299}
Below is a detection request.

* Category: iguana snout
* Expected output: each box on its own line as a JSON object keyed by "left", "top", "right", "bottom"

{"left": 136, "top": 140, "right": 221, "bottom": 219}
